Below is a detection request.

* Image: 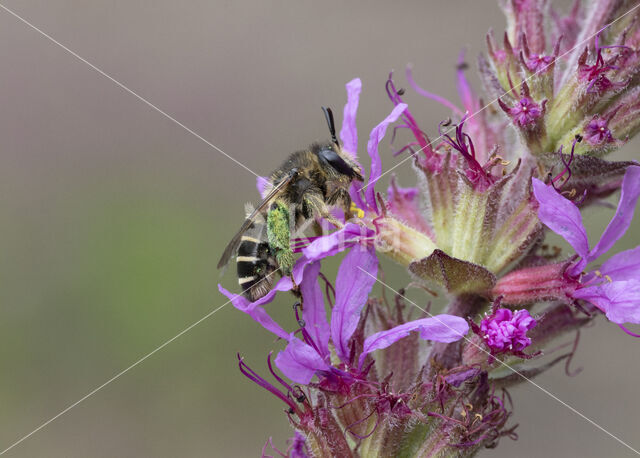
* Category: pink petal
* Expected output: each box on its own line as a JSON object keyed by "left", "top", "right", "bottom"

{"left": 302, "top": 223, "right": 374, "bottom": 261}
{"left": 218, "top": 282, "right": 291, "bottom": 340}
{"left": 339, "top": 78, "right": 362, "bottom": 158}
{"left": 358, "top": 315, "right": 469, "bottom": 369}
{"left": 600, "top": 245, "right": 640, "bottom": 281}
{"left": 589, "top": 166, "right": 640, "bottom": 261}
{"left": 275, "top": 336, "right": 331, "bottom": 384}
{"left": 331, "top": 247, "right": 378, "bottom": 363}
{"left": 365, "top": 103, "right": 408, "bottom": 213}
{"left": 406, "top": 65, "right": 462, "bottom": 115}
{"left": 573, "top": 280, "right": 640, "bottom": 325}
{"left": 532, "top": 178, "right": 590, "bottom": 259}
{"left": 300, "top": 262, "right": 330, "bottom": 356}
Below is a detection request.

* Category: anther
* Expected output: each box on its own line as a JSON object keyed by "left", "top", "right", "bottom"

{"left": 293, "top": 302, "right": 306, "bottom": 327}
{"left": 292, "top": 386, "right": 307, "bottom": 403}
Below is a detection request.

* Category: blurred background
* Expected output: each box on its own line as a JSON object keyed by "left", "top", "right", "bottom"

{"left": 0, "top": 1, "right": 638, "bottom": 456}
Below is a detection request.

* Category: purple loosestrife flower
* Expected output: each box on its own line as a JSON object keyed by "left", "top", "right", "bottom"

{"left": 576, "top": 34, "right": 629, "bottom": 95}
{"left": 584, "top": 115, "right": 615, "bottom": 145}
{"left": 227, "top": 244, "right": 469, "bottom": 455}
{"left": 525, "top": 52, "right": 555, "bottom": 72}
{"left": 275, "top": 251, "right": 468, "bottom": 383}
{"left": 478, "top": 308, "right": 537, "bottom": 354}
{"left": 495, "top": 166, "right": 640, "bottom": 332}
{"left": 385, "top": 74, "right": 543, "bottom": 287}
{"left": 480, "top": 1, "right": 640, "bottom": 159}
{"left": 501, "top": 96, "right": 544, "bottom": 128}
{"left": 463, "top": 297, "right": 539, "bottom": 367}
{"left": 223, "top": 1, "right": 640, "bottom": 456}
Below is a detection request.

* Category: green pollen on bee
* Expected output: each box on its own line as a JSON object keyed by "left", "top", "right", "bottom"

{"left": 267, "top": 201, "right": 294, "bottom": 274}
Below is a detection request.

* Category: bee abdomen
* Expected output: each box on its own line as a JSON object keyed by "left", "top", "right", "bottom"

{"left": 236, "top": 222, "right": 277, "bottom": 301}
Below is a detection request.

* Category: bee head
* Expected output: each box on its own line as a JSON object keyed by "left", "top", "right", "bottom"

{"left": 319, "top": 107, "right": 364, "bottom": 181}
{"left": 316, "top": 144, "right": 364, "bottom": 181}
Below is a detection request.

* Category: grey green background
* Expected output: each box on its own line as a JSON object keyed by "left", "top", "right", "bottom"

{"left": 0, "top": 1, "right": 638, "bottom": 457}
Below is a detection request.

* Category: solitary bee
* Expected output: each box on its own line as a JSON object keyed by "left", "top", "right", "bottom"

{"left": 217, "top": 107, "right": 364, "bottom": 301}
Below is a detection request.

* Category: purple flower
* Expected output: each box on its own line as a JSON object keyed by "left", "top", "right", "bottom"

{"left": 226, "top": 232, "right": 468, "bottom": 386}
{"left": 525, "top": 53, "right": 554, "bottom": 72}
{"left": 577, "top": 34, "right": 629, "bottom": 94}
{"left": 438, "top": 114, "right": 495, "bottom": 190}
{"left": 479, "top": 308, "right": 537, "bottom": 353}
{"left": 275, "top": 248, "right": 468, "bottom": 383}
{"left": 505, "top": 97, "right": 543, "bottom": 128}
{"left": 275, "top": 249, "right": 377, "bottom": 384}
{"left": 497, "top": 80, "right": 546, "bottom": 132}
{"left": 532, "top": 165, "right": 640, "bottom": 326}
{"left": 338, "top": 77, "right": 407, "bottom": 213}
{"left": 584, "top": 116, "right": 614, "bottom": 145}
{"left": 226, "top": 4, "right": 640, "bottom": 453}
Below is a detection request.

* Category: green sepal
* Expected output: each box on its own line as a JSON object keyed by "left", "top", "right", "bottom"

{"left": 409, "top": 249, "right": 496, "bottom": 295}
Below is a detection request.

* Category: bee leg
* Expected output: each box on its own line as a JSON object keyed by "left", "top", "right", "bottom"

{"left": 303, "top": 193, "right": 344, "bottom": 230}
{"left": 323, "top": 212, "right": 344, "bottom": 229}
{"left": 328, "top": 188, "right": 359, "bottom": 219}
{"left": 267, "top": 201, "right": 294, "bottom": 274}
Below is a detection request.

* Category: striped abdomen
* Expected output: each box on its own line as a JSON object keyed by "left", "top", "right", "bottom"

{"left": 236, "top": 221, "right": 277, "bottom": 301}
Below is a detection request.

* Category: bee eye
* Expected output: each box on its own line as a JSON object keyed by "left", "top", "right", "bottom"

{"left": 318, "top": 149, "right": 356, "bottom": 177}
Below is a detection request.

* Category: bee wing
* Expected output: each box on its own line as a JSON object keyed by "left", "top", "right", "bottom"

{"left": 216, "top": 169, "right": 297, "bottom": 269}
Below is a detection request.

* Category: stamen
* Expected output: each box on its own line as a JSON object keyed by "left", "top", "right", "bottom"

{"left": 551, "top": 136, "right": 580, "bottom": 189}
{"left": 618, "top": 324, "right": 640, "bottom": 338}
{"left": 350, "top": 201, "right": 365, "bottom": 218}
{"left": 387, "top": 72, "right": 433, "bottom": 155}
{"left": 267, "top": 352, "right": 295, "bottom": 393}
{"left": 238, "top": 354, "right": 299, "bottom": 414}
{"left": 564, "top": 331, "right": 583, "bottom": 377}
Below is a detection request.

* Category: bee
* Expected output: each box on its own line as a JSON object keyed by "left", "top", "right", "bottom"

{"left": 217, "top": 107, "right": 364, "bottom": 301}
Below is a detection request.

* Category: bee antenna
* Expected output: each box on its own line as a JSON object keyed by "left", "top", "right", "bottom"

{"left": 322, "top": 106, "right": 339, "bottom": 146}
